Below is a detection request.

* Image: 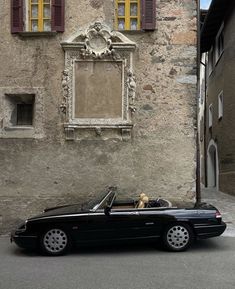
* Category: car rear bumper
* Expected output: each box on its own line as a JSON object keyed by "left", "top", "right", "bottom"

{"left": 194, "top": 221, "right": 227, "bottom": 239}
{"left": 11, "top": 232, "right": 38, "bottom": 249}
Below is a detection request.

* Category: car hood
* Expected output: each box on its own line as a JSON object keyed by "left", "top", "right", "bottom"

{"left": 29, "top": 204, "right": 89, "bottom": 220}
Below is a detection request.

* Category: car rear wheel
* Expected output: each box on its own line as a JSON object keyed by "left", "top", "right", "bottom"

{"left": 40, "top": 228, "right": 71, "bottom": 256}
{"left": 163, "top": 223, "right": 194, "bottom": 252}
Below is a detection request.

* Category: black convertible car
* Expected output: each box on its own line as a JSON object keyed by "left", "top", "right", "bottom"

{"left": 11, "top": 187, "right": 226, "bottom": 255}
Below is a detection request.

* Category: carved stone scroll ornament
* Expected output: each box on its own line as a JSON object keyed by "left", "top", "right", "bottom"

{"left": 60, "top": 69, "right": 69, "bottom": 113}
{"left": 80, "top": 22, "right": 115, "bottom": 59}
{"left": 127, "top": 70, "right": 137, "bottom": 113}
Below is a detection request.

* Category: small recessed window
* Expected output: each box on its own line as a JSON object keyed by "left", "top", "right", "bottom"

{"left": 209, "top": 104, "right": 213, "bottom": 128}
{"left": 5, "top": 94, "right": 35, "bottom": 127}
{"left": 17, "top": 103, "right": 33, "bottom": 125}
{"left": 2, "top": 89, "right": 44, "bottom": 139}
{"left": 217, "top": 31, "right": 224, "bottom": 56}
{"left": 216, "top": 24, "right": 224, "bottom": 63}
{"left": 208, "top": 47, "right": 214, "bottom": 75}
{"left": 218, "top": 91, "right": 223, "bottom": 120}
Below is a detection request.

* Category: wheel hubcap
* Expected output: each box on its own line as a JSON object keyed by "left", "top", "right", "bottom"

{"left": 167, "top": 225, "right": 189, "bottom": 249}
{"left": 43, "top": 229, "right": 68, "bottom": 253}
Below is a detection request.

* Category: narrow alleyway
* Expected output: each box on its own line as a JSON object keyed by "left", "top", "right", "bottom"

{"left": 201, "top": 187, "right": 235, "bottom": 237}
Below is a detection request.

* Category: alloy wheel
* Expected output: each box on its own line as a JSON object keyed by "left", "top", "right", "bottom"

{"left": 164, "top": 223, "right": 193, "bottom": 251}
{"left": 43, "top": 229, "right": 68, "bottom": 254}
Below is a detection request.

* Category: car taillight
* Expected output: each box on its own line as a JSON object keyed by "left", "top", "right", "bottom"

{"left": 216, "top": 211, "right": 222, "bottom": 219}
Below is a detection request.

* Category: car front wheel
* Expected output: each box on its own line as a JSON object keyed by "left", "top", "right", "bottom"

{"left": 163, "top": 223, "right": 194, "bottom": 252}
{"left": 40, "top": 228, "right": 71, "bottom": 256}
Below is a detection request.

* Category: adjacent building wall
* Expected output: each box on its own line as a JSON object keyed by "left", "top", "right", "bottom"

{"left": 218, "top": 8, "right": 235, "bottom": 194}
{"left": 205, "top": 6, "right": 235, "bottom": 195}
{"left": 0, "top": 0, "right": 197, "bottom": 233}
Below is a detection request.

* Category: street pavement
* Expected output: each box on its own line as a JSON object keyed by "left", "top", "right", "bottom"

{"left": 0, "top": 236, "right": 235, "bottom": 289}
{"left": 201, "top": 187, "right": 235, "bottom": 237}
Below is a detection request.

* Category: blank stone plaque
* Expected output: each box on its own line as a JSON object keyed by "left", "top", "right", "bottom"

{"left": 75, "top": 61, "right": 123, "bottom": 119}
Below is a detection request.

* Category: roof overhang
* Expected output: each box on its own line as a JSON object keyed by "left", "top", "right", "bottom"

{"left": 200, "top": 0, "right": 233, "bottom": 53}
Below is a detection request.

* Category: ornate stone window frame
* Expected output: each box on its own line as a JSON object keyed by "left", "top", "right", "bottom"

{"left": 60, "top": 22, "right": 136, "bottom": 140}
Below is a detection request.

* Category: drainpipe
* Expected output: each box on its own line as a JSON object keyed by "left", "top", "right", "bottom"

{"left": 196, "top": 0, "right": 201, "bottom": 204}
{"left": 200, "top": 59, "right": 208, "bottom": 189}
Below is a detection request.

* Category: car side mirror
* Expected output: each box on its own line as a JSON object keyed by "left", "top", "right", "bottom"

{"left": 104, "top": 206, "right": 111, "bottom": 216}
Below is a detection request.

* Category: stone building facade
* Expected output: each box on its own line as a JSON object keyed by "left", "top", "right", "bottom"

{"left": 0, "top": 0, "right": 198, "bottom": 233}
{"left": 200, "top": 0, "right": 235, "bottom": 195}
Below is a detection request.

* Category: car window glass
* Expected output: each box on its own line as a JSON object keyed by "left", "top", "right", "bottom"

{"left": 96, "top": 192, "right": 116, "bottom": 210}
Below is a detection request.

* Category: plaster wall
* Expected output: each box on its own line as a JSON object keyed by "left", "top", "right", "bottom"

{"left": 205, "top": 6, "right": 235, "bottom": 195}
{"left": 0, "top": 0, "right": 197, "bottom": 233}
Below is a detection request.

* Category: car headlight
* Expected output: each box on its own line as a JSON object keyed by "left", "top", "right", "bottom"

{"left": 16, "top": 220, "right": 28, "bottom": 232}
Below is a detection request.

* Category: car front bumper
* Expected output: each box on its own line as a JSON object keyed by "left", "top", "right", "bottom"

{"left": 11, "top": 231, "right": 38, "bottom": 249}
{"left": 194, "top": 221, "right": 227, "bottom": 239}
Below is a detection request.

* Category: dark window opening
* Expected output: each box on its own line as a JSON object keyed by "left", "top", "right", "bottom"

{"left": 17, "top": 103, "right": 33, "bottom": 125}
{"left": 5, "top": 94, "right": 35, "bottom": 127}
{"left": 218, "top": 29, "right": 224, "bottom": 57}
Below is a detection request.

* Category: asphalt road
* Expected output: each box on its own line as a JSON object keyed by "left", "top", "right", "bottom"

{"left": 0, "top": 236, "right": 235, "bottom": 289}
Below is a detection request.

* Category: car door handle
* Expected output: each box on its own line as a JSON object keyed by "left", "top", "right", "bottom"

{"left": 145, "top": 222, "right": 154, "bottom": 225}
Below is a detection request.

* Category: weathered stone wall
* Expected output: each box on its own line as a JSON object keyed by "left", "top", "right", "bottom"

{"left": 0, "top": 0, "right": 197, "bottom": 234}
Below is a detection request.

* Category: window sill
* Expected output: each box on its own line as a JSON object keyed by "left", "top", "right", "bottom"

{"left": 19, "top": 31, "right": 57, "bottom": 37}
{"left": 117, "top": 30, "right": 150, "bottom": 34}
{"left": 1, "top": 126, "right": 38, "bottom": 139}
{"left": 64, "top": 123, "right": 133, "bottom": 141}
{"left": 4, "top": 126, "right": 34, "bottom": 131}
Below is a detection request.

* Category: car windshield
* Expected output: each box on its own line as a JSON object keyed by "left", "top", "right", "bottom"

{"left": 81, "top": 189, "right": 116, "bottom": 211}
{"left": 92, "top": 191, "right": 116, "bottom": 210}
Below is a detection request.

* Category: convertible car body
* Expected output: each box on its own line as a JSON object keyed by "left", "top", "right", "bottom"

{"left": 11, "top": 187, "right": 226, "bottom": 255}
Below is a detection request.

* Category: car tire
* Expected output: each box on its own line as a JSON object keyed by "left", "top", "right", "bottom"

{"left": 40, "top": 228, "right": 71, "bottom": 256}
{"left": 163, "top": 223, "right": 194, "bottom": 252}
